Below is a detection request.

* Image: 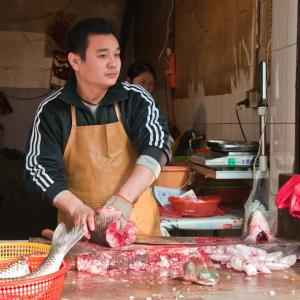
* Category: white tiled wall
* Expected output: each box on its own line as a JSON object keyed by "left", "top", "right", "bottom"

{"left": 0, "top": 32, "right": 52, "bottom": 88}
{"left": 174, "top": 0, "right": 298, "bottom": 231}
{"left": 270, "top": 0, "right": 297, "bottom": 195}
{"left": 175, "top": 88, "right": 259, "bottom": 142}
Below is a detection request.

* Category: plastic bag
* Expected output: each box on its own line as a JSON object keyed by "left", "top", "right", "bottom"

{"left": 242, "top": 176, "right": 271, "bottom": 236}
{"left": 276, "top": 175, "right": 300, "bottom": 218}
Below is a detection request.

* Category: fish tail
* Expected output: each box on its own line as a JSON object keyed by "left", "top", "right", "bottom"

{"left": 52, "top": 223, "right": 85, "bottom": 256}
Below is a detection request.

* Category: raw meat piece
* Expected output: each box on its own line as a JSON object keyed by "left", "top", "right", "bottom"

{"left": 91, "top": 206, "right": 137, "bottom": 248}
{"left": 205, "top": 244, "right": 297, "bottom": 276}
{"left": 76, "top": 243, "right": 210, "bottom": 280}
{"left": 75, "top": 237, "right": 299, "bottom": 278}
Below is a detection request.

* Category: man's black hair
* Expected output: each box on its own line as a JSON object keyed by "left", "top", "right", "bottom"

{"left": 64, "top": 17, "right": 119, "bottom": 60}
{"left": 127, "top": 61, "right": 156, "bottom": 80}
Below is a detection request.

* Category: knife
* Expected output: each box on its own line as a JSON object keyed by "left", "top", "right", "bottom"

{"left": 135, "top": 235, "right": 199, "bottom": 245}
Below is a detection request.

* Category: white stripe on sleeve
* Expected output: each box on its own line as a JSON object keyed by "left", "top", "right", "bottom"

{"left": 122, "top": 82, "right": 164, "bottom": 148}
{"left": 25, "top": 88, "right": 63, "bottom": 191}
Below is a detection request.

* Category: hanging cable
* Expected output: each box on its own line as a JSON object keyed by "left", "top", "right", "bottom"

{"left": 235, "top": 99, "right": 249, "bottom": 142}
{"left": 157, "top": 0, "right": 175, "bottom": 62}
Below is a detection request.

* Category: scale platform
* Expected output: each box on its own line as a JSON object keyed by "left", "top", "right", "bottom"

{"left": 189, "top": 140, "right": 262, "bottom": 179}
{"left": 190, "top": 152, "right": 255, "bottom": 167}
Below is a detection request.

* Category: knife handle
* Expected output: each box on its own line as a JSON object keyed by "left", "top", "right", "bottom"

{"left": 41, "top": 228, "right": 54, "bottom": 241}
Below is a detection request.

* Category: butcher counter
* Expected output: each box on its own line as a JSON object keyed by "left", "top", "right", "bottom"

{"left": 61, "top": 264, "right": 300, "bottom": 299}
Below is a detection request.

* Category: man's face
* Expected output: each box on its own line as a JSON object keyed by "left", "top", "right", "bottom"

{"left": 75, "top": 34, "right": 121, "bottom": 89}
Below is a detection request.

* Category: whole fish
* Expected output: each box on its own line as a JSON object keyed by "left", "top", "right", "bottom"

{"left": 0, "top": 223, "right": 84, "bottom": 281}
{"left": 0, "top": 256, "right": 30, "bottom": 279}
{"left": 183, "top": 256, "right": 219, "bottom": 286}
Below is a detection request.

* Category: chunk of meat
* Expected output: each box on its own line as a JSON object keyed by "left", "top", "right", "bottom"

{"left": 91, "top": 206, "right": 137, "bottom": 248}
{"left": 206, "top": 244, "right": 297, "bottom": 276}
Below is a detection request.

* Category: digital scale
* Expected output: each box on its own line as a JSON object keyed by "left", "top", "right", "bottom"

{"left": 189, "top": 140, "right": 263, "bottom": 179}
{"left": 190, "top": 140, "right": 258, "bottom": 168}
{"left": 190, "top": 151, "right": 255, "bottom": 167}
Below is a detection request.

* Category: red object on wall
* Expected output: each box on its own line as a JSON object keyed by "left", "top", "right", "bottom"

{"left": 47, "top": 16, "right": 70, "bottom": 49}
{"left": 51, "top": 50, "right": 73, "bottom": 81}
{"left": 164, "top": 48, "right": 176, "bottom": 88}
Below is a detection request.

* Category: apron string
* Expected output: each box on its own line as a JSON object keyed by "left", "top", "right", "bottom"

{"left": 114, "top": 102, "right": 121, "bottom": 121}
{"left": 71, "top": 106, "right": 77, "bottom": 127}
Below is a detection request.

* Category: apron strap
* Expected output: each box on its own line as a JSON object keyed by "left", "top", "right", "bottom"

{"left": 71, "top": 106, "right": 77, "bottom": 127}
{"left": 114, "top": 102, "right": 121, "bottom": 121}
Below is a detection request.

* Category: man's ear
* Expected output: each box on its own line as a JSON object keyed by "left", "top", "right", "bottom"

{"left": 68, "top": 52, "right": 80, "bottom": 71}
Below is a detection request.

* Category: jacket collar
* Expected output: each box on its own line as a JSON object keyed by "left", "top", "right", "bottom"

{"left": 60, "top": 74, "right": 128, "bottom": 108}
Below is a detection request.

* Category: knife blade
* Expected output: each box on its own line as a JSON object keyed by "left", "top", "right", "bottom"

{"left": 135, "top": 235, "right": 199, "bottom": 245}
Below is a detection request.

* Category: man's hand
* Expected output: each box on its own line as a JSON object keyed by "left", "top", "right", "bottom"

{"left": 69, "top": 202, "right": 95, "bottom": 239}
{"left": 103, "top": 194, "right": 133, "bottom": 219}
{"left": 53, "top": 190, "right": 95, "bottom": 239}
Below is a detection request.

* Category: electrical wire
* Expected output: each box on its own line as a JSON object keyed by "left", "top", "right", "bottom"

{"left": 235, "top": 103, "right": 248, "bottom": 142}
{"left": 157, "top": 0, "right": 175, "bottom": 62}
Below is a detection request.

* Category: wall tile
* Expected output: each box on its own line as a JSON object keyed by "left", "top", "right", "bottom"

{"left": 16, "top": 67, "right": 51, "bottom": 89}
{"left": 266, "top": 193, "right": 278, "bottom": 235}
{"left": 285, "top": 123, "right": 295, "bottom": 172}
{"left": 269, "top": 48, "right": 287, "bottom": 123}
{"left": 287, "top": 0, "right": 298, "bottom": 46}
{"left": 221, "top": 94, "right": 233, "bottom": 123}
{"left": 222, "top": 124, "right": 233, "bottom": 140}
{"left": 270, "top": 124, "right": 286, "bottom": 157}
{"left": 269, "top": 155, "right": 285, "bottom": 194}
{"left": 271, "top": 0, "right": 288, "bottom": 50}
{"left": 204, "top": 96, "right": 220, "bottom": 124}
{"left": 269, "top": 123, "right": 286, "bottom": 194}
{"left": 286, "top": 45, "right": 296, "bottom": 123}
{"left": 240, "top": 106, "right": 257, "bottom": 123}
{"left": 0, "top": 31, "right": 52, "bottom": 88}
{"left": 206, "top": 124, "right": 223, "bottom": 140}
{"left": 231, "top": 124, "right": 244, "bottom": 140}
{"left": 0, "top": 67, "right": 17, "bottom": 87}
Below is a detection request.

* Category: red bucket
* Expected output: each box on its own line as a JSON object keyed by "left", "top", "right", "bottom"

{"left": 168, "top": 195, "right": 224, "bottom": 217}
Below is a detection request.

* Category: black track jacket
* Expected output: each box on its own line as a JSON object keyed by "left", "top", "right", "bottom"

{"left": 23, "top": 75, "right": 172, "bottom": 204}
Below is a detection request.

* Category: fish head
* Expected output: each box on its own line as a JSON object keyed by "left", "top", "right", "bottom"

{"left": 247, "top": 210, "right": 272, "bottom": 242}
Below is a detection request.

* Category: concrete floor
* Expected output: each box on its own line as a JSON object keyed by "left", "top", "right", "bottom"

{"left": 62, "top": 263, "right": 300, "bottom": 300}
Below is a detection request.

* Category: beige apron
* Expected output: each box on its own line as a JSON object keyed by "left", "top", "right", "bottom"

{"left": 57, "top": 103, "right": 161, "bottom": 236}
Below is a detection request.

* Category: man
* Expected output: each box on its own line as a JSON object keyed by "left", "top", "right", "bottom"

{"left": 24, "top": 17, "right": 171, "bottom": 238}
